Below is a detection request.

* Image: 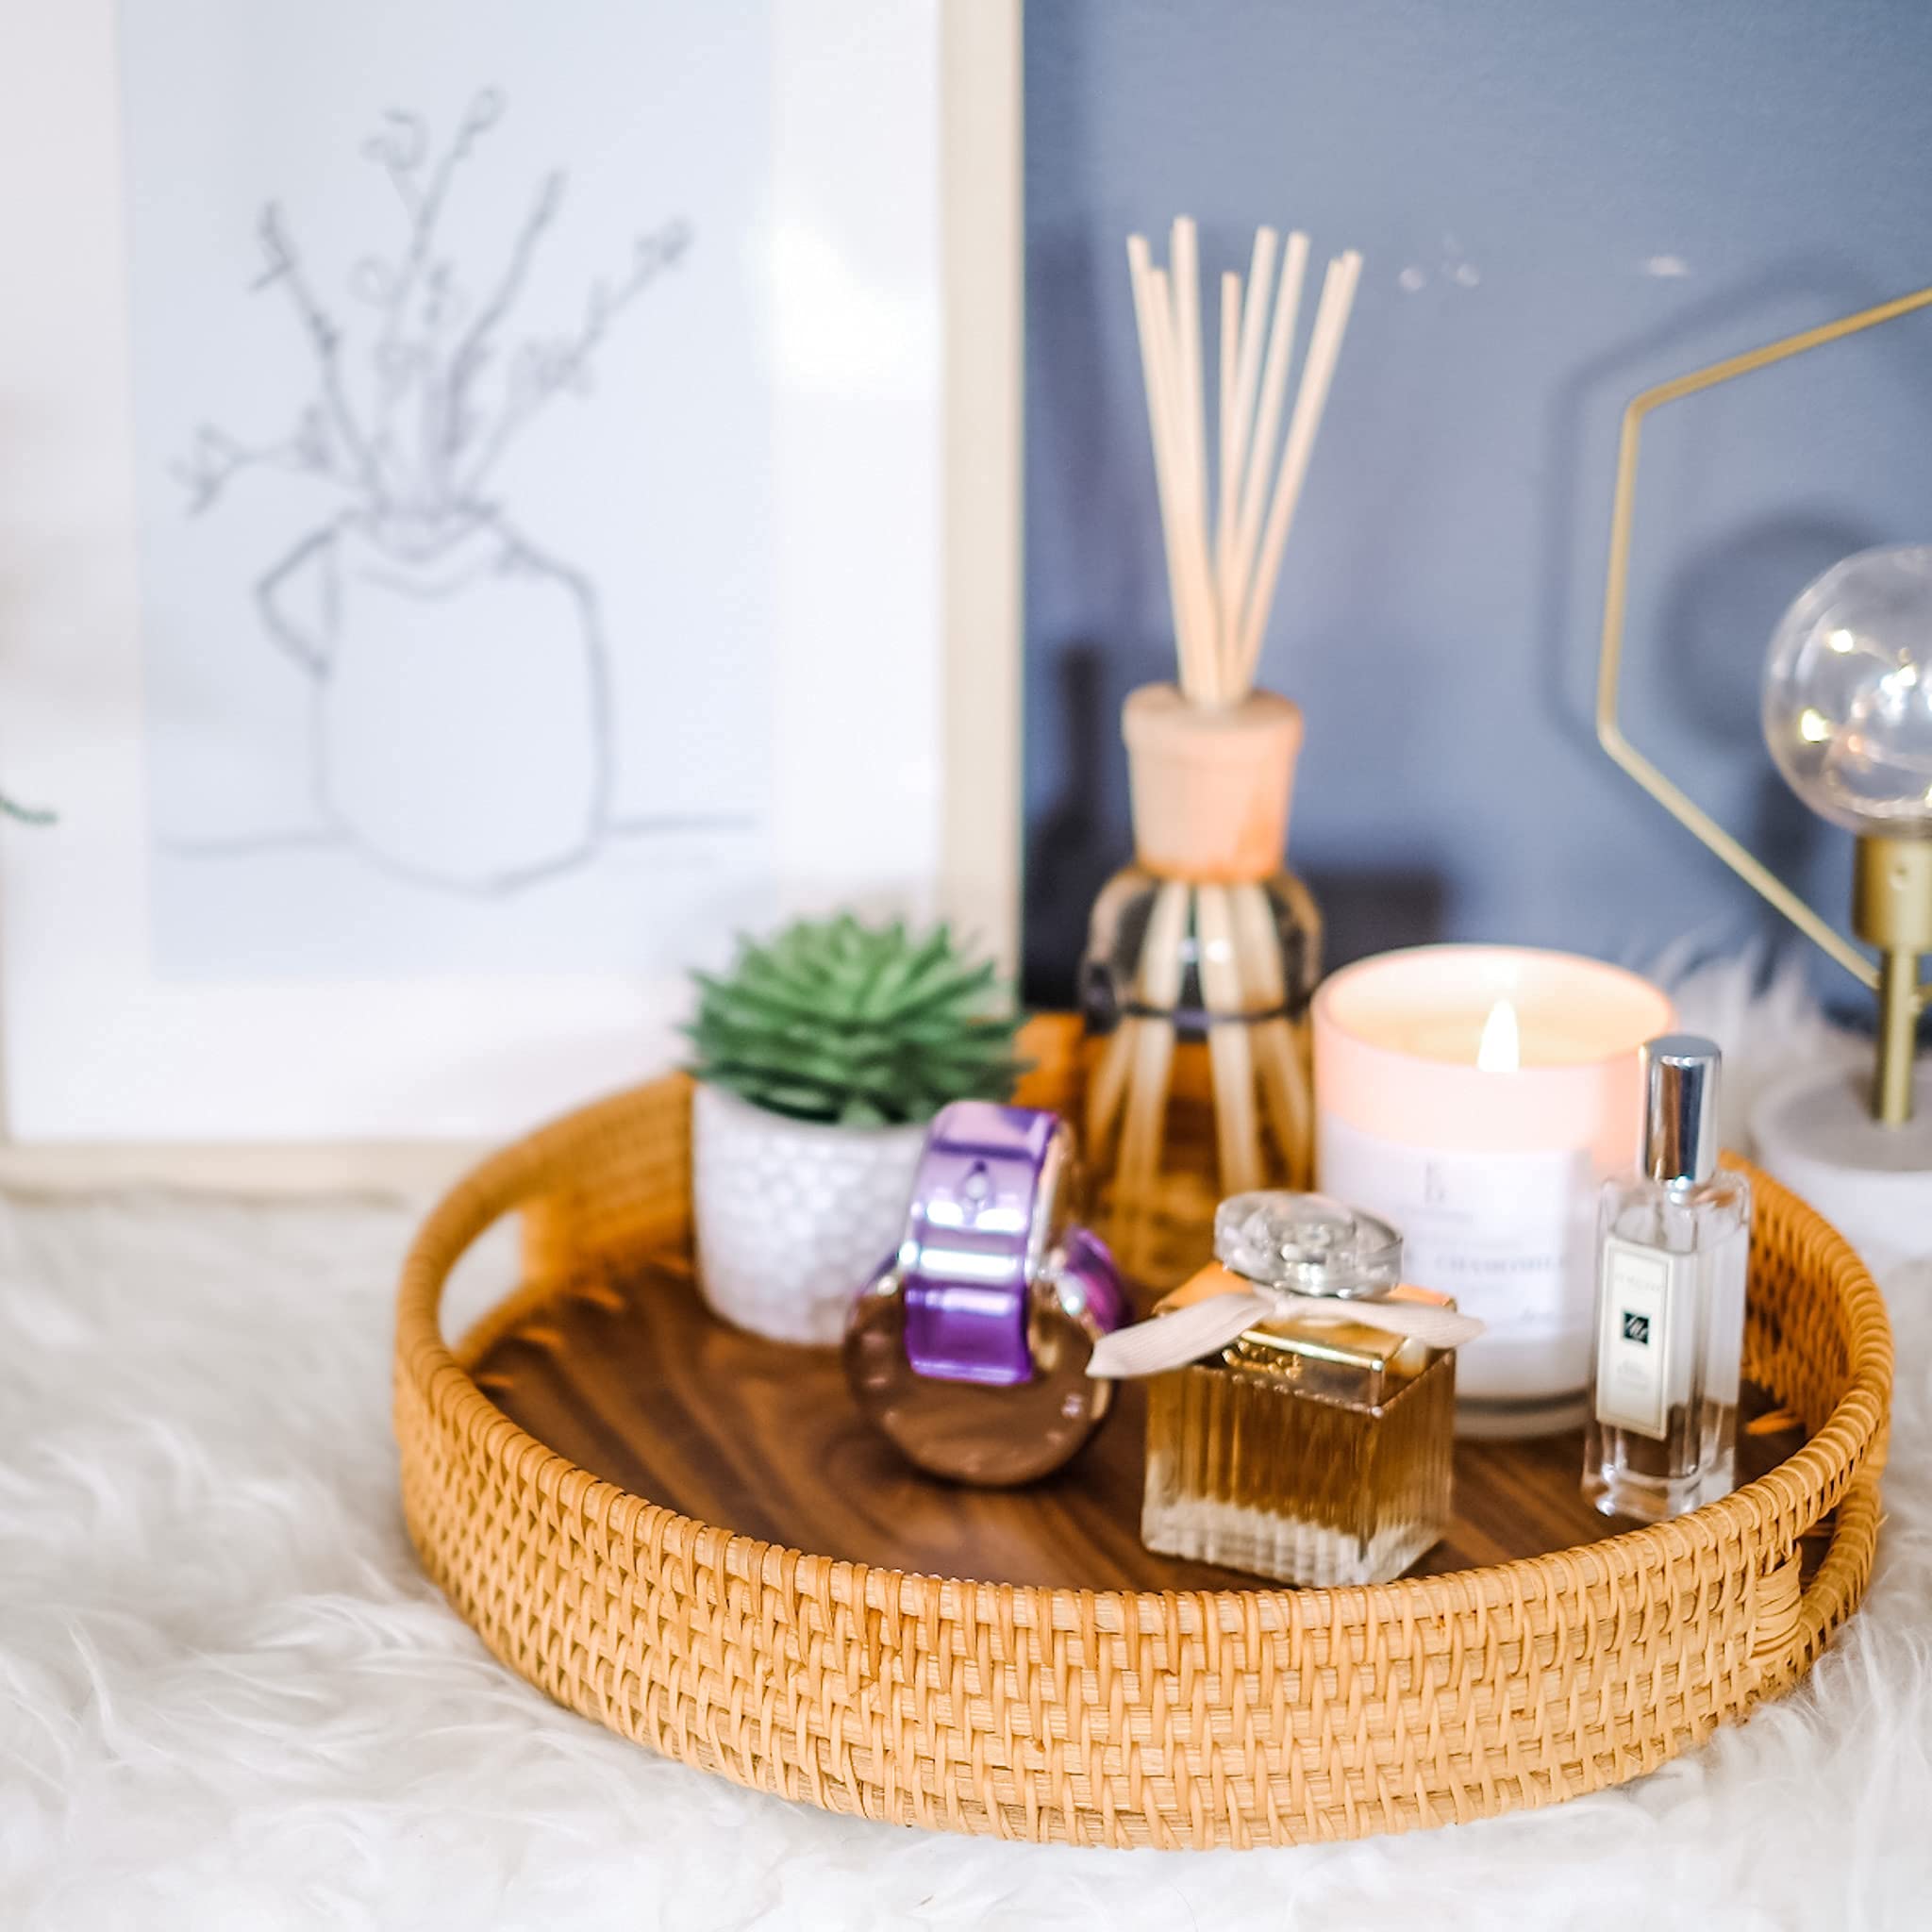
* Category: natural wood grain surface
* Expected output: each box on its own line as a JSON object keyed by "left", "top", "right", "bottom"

{"left": 469, "top": 1257, "right": 1800, "bottom": 1593}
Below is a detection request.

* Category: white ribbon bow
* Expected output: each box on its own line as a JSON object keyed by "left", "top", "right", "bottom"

{"left": 1086, "top": 1289, "right": 1485, "bottom": 1380}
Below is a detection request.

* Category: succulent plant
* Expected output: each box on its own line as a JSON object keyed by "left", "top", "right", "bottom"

{"left": 687, "top": 915, "right": 1024, "bottom": 1126}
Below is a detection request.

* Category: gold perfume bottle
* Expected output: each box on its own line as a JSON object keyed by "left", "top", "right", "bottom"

{"left": 1092, "top": 1193, "right": 1479, "bottom": 1588}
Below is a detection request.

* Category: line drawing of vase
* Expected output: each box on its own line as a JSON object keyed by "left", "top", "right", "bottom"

{"left": 258, "top": 508, "right": 608, "bottom": 891}
{"left": 173, "top": 87, "right": 692, "bottom": 895}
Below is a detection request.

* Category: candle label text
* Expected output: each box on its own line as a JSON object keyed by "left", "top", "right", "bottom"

{"left": 1316, "top": 1118, "right": 1594, "bottom": 1389}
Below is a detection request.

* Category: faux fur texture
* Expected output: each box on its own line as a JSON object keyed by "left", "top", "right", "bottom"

{"left": 4, "top": 961, "right": 1930, "bottom": 1929}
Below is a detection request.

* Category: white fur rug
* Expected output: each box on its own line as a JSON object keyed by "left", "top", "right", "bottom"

{"left": 5, "top": 960, "right": 1932, "bottom": 1929}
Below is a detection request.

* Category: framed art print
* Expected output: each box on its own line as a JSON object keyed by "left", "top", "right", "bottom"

{"left": 0, "top": 0, "right": 1020, "bottom": 1178}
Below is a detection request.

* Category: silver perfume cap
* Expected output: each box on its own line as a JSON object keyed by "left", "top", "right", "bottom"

{"left": 1641, "top": 1034, "right": 1721, "bottom": 1186}
{"left": 1214, "top": 1191, "right": 1403, "bottom": 1299}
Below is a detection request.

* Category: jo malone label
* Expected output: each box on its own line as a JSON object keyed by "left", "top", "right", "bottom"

{"left": 1594, "top": 1238, "right": 1676, "bottom": 1440}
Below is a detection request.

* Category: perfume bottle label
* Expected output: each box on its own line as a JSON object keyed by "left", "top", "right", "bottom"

{"left": 1593, "top": 1238, "right": 1676, "bottom": 1440}
{"left": 1317, "top": 1118, "right": 1593, "bottom": 1362}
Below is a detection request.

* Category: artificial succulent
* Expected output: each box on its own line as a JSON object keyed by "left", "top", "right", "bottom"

{"left": 687, "top": 915, "right": 1024, "bottom": 1126}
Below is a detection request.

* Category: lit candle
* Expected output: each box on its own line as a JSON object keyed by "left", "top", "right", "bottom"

{"left": 1474, "top": 998, "right": 1520, "bottom": 1074}
{"left": 1311, "top": 945, "right": 1673, "bottom": 1438}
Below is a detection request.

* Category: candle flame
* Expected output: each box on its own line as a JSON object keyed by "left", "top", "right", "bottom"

{"left": 1475, "top": 997, "right": 1520, "bottom": 1074}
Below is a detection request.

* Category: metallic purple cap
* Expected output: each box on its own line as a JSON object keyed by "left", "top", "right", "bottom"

{"left": 1056, "top": 1224, "right": 1128, "bottom": 1341}
{"left": 896, "top": 1101, "right": 1121, "bottom": 1385}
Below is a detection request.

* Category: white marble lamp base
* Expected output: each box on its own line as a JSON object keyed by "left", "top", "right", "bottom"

{"left": 1750, "top": 1059, "right": 1932, "bottom": 1273}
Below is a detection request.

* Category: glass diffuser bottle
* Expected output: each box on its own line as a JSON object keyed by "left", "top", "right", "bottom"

{"left": 1082, "top": 216, "right": 1360, "bottom": 1290}
{"left": 1083, "top": 686, "right": 1322, "bottom": 1288}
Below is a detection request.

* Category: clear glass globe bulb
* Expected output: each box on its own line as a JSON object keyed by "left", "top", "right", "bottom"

{"left": 1763, "top": 543, "right": 1932, "bottom": 838}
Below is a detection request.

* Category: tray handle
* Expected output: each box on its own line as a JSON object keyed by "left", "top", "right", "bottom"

{"left": 1750, "top": 1461, "right": 1885, "bottom": 1697}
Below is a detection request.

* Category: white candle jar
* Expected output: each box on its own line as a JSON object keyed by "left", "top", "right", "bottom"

{"left": 1312, "top": 946, "right": 1674, "bottom": 1439}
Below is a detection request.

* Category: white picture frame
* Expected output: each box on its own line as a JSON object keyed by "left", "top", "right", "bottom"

{"left": 0, "top": 0, "right": 1021, "bottom": 1190}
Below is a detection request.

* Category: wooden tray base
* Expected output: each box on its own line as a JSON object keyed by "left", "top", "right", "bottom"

{"left": 468, "top": 1255, "right": 1804, "bottom": 1593}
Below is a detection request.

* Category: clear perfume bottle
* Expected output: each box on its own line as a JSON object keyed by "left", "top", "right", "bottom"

{"left": 1583, "top": 1036, "right": 1751, "bottom": 1523}
{"left": 1139, "top": 1193, "right": 1461, "bottom": 1588}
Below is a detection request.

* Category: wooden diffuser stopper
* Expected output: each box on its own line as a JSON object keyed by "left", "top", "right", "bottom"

{"left": 1124, "top": 684, "right": 1302, "bottom": 883}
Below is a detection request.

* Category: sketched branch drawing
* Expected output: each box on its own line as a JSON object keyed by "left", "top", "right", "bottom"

{"left": 176, "top": 85, "right": 691, "bottom": 527}
{"left": 175, "top": 89, "right": 701, "bottom": 894}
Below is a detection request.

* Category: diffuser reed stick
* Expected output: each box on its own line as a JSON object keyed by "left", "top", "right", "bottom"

{"left": 1128, "top": 217, "right": 1357, "bottom": 703}
{"left": 1098, "top": 217, "right": 1360, "bottom": 1263}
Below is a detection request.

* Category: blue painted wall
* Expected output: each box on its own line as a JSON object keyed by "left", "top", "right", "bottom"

{"left": 1023, "top": 0, "right": 1932, "bottom": 1005}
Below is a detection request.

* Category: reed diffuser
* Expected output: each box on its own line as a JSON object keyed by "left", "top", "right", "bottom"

{"left": 1083, "top": 217, "right": 1362, "bottom": 1288}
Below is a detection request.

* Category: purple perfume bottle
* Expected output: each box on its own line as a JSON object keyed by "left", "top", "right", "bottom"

{"left": 843, "top": 1102, "right": 1128, "bottom": 1486}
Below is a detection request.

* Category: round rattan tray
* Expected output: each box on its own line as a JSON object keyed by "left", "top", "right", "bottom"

{"left": 394, "top": 1018, "right": 1892, "bottom": 1849}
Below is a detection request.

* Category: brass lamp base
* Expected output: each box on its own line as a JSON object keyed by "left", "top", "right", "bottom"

{"left": 1851, "top": 836, "right": 1932, "bottom": 1125}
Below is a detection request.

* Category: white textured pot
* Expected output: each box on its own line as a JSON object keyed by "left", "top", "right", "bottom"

{"left": 691, "top": 1083, "right": 927, "bottom": 1345}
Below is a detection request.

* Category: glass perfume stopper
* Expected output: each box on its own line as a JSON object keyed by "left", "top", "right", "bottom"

{"left": 1213, "top": 1191, "right": 1404, "bottom": 1300}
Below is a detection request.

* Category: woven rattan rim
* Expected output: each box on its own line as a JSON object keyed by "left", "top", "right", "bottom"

{"left": 395, "top": 1017, "right": 1893, "bottom": 1849}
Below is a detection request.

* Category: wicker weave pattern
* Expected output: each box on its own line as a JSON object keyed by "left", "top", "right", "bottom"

{"left": 394, "top": 1018, "right": 1892, "bottom": 1848}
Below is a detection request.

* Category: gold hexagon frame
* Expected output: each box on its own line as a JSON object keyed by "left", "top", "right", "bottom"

{"left": 1594, "top": 281, "right": 1932, "bottom": 999}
